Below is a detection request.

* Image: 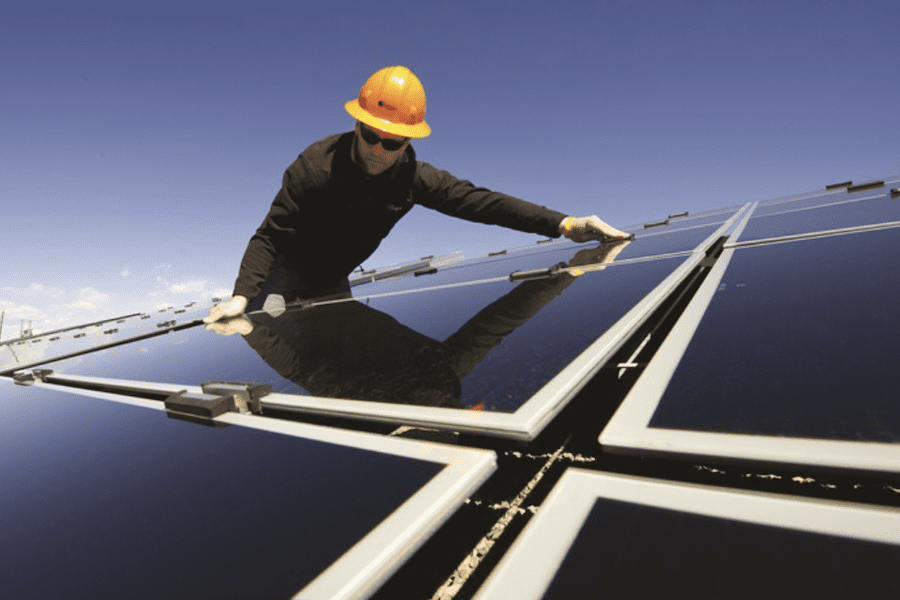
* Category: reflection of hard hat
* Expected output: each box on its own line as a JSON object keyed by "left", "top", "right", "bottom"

{"left": 345, "top": 66, "right": 431, "bottom": 138}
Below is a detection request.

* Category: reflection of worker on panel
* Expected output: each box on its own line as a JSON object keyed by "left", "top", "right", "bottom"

{"left": 203, "top": 66, "right": 629, "bottom": 326}
{"left": 207, "top": 242, "right": 629, "bottom": 409}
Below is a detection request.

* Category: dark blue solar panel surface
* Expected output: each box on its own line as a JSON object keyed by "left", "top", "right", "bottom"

{"left": 365, "top": 258, "right": 685, "bottom": 411}
{"left": 42, "top": 255, "right": 687, "bottom": 413}
{"left": 649, "top": 227, "right": 900, "bottom": 441}
{"left": 541, "top": 498, "right": 900, "bottom": 599}
{"left": 0, "top": 382, "right": 444, "bottom": 600}
{"left": 738, "top": 190, "right": 898, "bottom": 243}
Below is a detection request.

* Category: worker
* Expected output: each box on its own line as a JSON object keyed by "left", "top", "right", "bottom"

{"left": 204, "top": 66, "right": 629, "bottom": 325}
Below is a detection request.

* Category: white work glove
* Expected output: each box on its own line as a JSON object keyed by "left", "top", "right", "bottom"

{"left": 203, "top": 295, "right": 249, "bottom": 324}
{"left": 559, "top": 215, "right": 631, "bottom": 242}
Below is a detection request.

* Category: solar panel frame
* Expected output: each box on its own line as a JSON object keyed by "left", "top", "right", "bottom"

{"left": 600, "top": 224, "right": 900, "bottom": 474}
{"left": 473, "top": 469, "right": 900, "bottom": 600}
{"left": 4, "top": 377, "right": 496, "bottom": 600}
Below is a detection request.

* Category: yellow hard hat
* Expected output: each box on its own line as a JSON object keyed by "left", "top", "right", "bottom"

{"left": 345, "top": 66, "right": 431, "bottom": 138}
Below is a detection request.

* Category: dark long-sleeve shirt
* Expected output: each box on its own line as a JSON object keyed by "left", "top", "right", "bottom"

{"left": 233, "top": 132, "right": 567, "bottom": 300}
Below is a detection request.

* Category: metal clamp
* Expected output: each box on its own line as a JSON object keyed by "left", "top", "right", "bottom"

{"left": 644, "top": 218, "right": 669, "bottom": 229}
{"left": 201, "top": 381, "right": 272, "bottom": 415}
{"left": 510, "top": 263, "right": 565, "bottom": 282}
{"left": 13, "top": 368, "right": 54, "bottom": 386}
{"left": 164, "top": 390, "right": 236, "bottom": 425}
{"left": 847, "top": 180, "right": 884, "bottom": 193}
{"left": 163, "top": 380, "right": 272, "bottom": 423}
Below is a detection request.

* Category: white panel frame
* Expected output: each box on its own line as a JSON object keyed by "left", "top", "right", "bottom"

{"left": 474, "top": 469, "right": 900, "bottom": 600}
{"left": 3, "top": 378, "right": 496, "bottom": 600}
{"left": 600, "top": 223, "right": 900, "bottom": 475}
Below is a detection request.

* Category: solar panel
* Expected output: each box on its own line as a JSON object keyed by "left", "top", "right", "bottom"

{"left": 34, "top": 247, "right": 703, "bottom": 440}
{"left": 600, "top": 225, "right": 900, "bottom": 473}
{"left": 0, "top": 377, "right": 495, "bottom": 600}
{"left": 474, "top": 470, "right": 900, "bottom": 600}
{"left": 0, "top": 304, "right": 211, "bottom": 375}
{"left": 736, "top": 187, "right": 899, "bottom": 244}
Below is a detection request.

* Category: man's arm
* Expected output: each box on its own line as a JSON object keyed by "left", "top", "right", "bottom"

{"left": 412, "top": 162, "right": 567, "bottom": 236}
{"left": 413, "top": 161, "right": 628, "bottom": 241}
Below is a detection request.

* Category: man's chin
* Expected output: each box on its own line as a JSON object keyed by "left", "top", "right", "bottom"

{"left": 364, "top": 162, "right": 387, "bottom": 175}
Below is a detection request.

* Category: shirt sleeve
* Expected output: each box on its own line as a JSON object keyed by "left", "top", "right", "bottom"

{"left": 232, "top": 156, "right": 319, "bottom": 300}
{"left": 411, "top": 161, "right": 567, "bottom": 238}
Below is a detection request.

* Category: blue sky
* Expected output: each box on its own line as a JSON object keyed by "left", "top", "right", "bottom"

{"left": 2, "top": 0, "right": 897, "bottom": 338}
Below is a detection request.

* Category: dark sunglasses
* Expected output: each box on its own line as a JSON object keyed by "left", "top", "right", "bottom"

{"left": 358, "top": 123, "right": 408, "bottom": 151}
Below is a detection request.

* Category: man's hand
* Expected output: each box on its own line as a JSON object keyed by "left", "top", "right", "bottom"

{"left": 205, "top": 315, "right": 255, "bottom": 337}
{"left": 560, "top": 215, "right": 631, "bottom": 243}
{"left": 203, "top": 295, "right": 249, "bottom": 324}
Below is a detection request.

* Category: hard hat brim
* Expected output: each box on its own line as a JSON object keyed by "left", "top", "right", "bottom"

{"left": 345, "top": 99, "right": 431, "bottom": 138}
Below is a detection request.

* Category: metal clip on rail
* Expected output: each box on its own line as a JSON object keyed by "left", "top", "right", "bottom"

{"left": 164, "top": 381, "right": 272, "bottom": 425}
{"left": 164, "top": 390, "right": 236, "bottom": 425}
{"left": 201, "top": 381, "right": 272, "bottom": 415}
{"left": 13, "top": 368, "right": 54, "bottom": 386}
{"left": 509, "top": 263, "right": 566, "bottom": 282}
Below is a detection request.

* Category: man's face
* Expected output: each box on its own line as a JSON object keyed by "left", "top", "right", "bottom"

{"left": 354, "top": 121, "right": 410, "bottom": 176}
